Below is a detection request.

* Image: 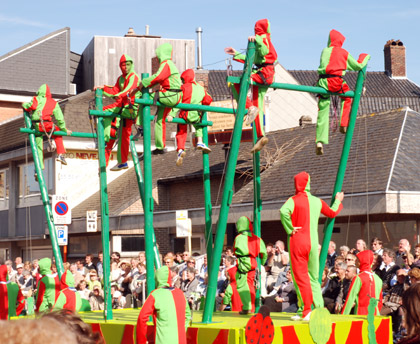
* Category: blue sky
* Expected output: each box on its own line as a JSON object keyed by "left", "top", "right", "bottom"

{"left": 1, "top": 1, "right": 420, "bottom": 85}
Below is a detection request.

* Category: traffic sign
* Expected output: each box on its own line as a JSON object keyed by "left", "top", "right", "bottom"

{"left": 56, "top": 225, "right": 68, "bottom": 246}
{"left": 52, "top": 195, "right": 71, "bottom": 224}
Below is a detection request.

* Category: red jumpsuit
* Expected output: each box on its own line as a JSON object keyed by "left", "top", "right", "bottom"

{"left": 0, "top": 265, "right": 25, "bottom": 320}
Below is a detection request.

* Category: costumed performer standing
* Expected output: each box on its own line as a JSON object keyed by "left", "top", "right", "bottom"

{"left": 0, "top": 265, "right": 25, "bottom": 319}
{"left": 136, "top": 265, "right": 191, "bottom": 344}
{"left": 172, "top": 69, "right": 213, "bottom": 166}
{"left": 341, "top": 250, "right": 383, "bottom": 315}
{"left": 35, "top": 258, "right": 60, "bottom": 313}
{"left": 95, "top": 54, "right": 141, "bottom": 170}
{"left": 280, "top": 171, "right": 344, "bottom": 320}
{"left": 233, "top": 216, "right": 267, "bottom": 314}
{"left": 225, "top": 18, "right": 277, "bottom": 153}
{"left": 131, "top": 43, "right": 182, "bottom": 155}
{"left": 22, "top": 84, "right": 72, "bottom": 172}
{"left": 315, "top": 29, "right": 370, "bottom": 155}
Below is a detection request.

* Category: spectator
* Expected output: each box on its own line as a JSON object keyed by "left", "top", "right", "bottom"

{"left": 408, "top": 267, "right": 420, "bottom": 284}
{"left": 198, "top": 255, "right": 207, "bottom": 283}
{"left": 397, "top": 283, "right": 420, "bottom": 344}
{"left": 380, "top": 248, "right": 400, "bottom": 293}
{"left": 121, "top": 264, "right": 133, "bottom": 307}
{"left": 181, "top": 267, "right": 200, "bottom": 308}
{"left": 5, "top": 260, "right": 16, "bottom": 283}
{"left": 324, "top": 262, "right": 346, "bottom": 313}
{"left": 396, "top": 239, "right": 411, "bottom": 267}
{"left": 413, "top": 244, "right": 420, "bottom": 268}
{"left": 263, "top": 268, "right": 297, "bottom": 313}
{"left": 97, "top": 251, "right": 103, "bottom": 279}
{"left": 326, "top": 241, "right": 338, "bottom": 269}
{"left": 339, "top": 245, "right": 350, "bottom": 258}
{"left": 138, "top": 252, "right": 146, "bottom": 266}
{"left": 70, "top": 263, "right": 84, "bottom": 286}
{"left": 380, "top": 269, "right": 409, "bottom": 333}
{"left": 335, "top": 265, "right": 357, "bottom": 314}
{"left": 87, "top": 270, "right": 101, "bottom": 291}
{"left": 15, "top": 264, "right": 25, "bottom": 286}
{"left": 84, "top": 254, "right": 97, "bottom": 272}
{"left": 20, "top": 270, "right": 34, "bottom": 297}
{"left": 76, "top": 260, "right": 88, "bottom": 277}
{"left": 225, "top": 247, "right": 235, "bottom": 257}
{"left": 89, "top": 285, "right": 105, "bottom": 311}
{"left": 344, "top": 253, "right": 357, "bottom": 267}
{"left": 14, "top": 257, "right": 23, "bottom": 270}
{"left": 266, "top": 240, "right": 289, "bottom": 290}
{"left": 174, "top": 252, "right": 183, "bottom": 264}
{"left": 111, "top": 285, "right": 126, "bottom": 309}
{"left": 110, "top": 261, "right": 123, "bottom": 287}
{"left": 131, "top": 263, "right": 147, "bottom": 306}
{"left": 164, "top": 256, "right": 175, "bottom": 268}
{"left": 351, "top": 239, "right": 367, "bottom": 255}
{"left": 111, "top": 251, "right": 121, "bottom": 264}
{"left": 371, "top": 237, "right": 384, "bottom": 256}
{"left": 372, "top": 253, "right": 383, "bottom": 276}
{"left": 170, "top": 265, "right": 181, "bottom": 289}
{"left": 77, "top": 280, "right": 90, "bottom": 300}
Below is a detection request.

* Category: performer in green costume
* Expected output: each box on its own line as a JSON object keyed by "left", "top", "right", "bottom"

{"left": 95, "top": 54, "right": 141, "bottom": 170}
{"left": 22, "top": 84, "right": 72, "bottom": 169}
{"left": 280, "top": 172, "right": 344, "bottom": 320}
{"left": 132, "top": 43, "right": 182, "bottom": 154}
{"left": 136, "top": 266, "right": 190, "bottom": 344}
{"left": 35, "top": 258, "right": 60, "bottom": 313}
{"left": 0, "top": 265, "right": 25, "bottom": 319}
{"left": 315, "top": 29, "right": 370, "bottom": 155}
{"left": 225, "top": 19, "right": 277, "bottom": 153}
{"left": 233, "top": 216, "right": 267, "bottom": 314}
{"left": 52, "top": 270, "right": 82, "bottom": 312}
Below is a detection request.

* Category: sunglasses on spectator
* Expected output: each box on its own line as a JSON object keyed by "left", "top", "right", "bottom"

{"left": 188, "top": 261, "right": 195, "bottom": 264}
{"left": 345, "top": 258, "right": 355, "bottom": 261}
{"left": 165, "top": 261, "right": 171, "bottom": 264}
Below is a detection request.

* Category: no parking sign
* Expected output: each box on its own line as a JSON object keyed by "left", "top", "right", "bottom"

{"left": 52, "top": 195, "right": 71, "bottom": 224}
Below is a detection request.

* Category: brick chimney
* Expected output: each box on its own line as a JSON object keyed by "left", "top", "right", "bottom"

{"left": 384, "top": 39, "right": 406, "bottom": 78}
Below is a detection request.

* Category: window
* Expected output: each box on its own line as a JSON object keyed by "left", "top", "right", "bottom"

{"left": 18, "top": 159, "right": 54, "bottom": 206}
{"left": 121, "top": 236, "right": 145, "bottom": 252}
{"left": 0, "top": 169, "right": 9, "bottom": 209}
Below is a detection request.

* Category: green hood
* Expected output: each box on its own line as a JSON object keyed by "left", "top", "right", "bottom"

{"left": 155, "top": 43, "right": 173, "bottom": 63}
{"left": 39, "top": 257, "right": 52, "bottom": 275}
{"left": 60, "top": 270, "right": 75, "bottom": 289}
{"left": 236, "top": 216, "right": 253, "bottom": 235}
{"left": 36, "top": 84, "right": 52, "bottom": 98}
{"left": 155, "top": 266, "right": 171, "bottom": 288}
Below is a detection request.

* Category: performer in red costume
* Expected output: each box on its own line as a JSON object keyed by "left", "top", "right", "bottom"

{"left": 280, "top": 172, "right": 344, "bottom": 320}
{"left": 342, "top": 250, "right": 383, "bottom": 315}
{"left": 172, "top": 69, "right": 213, "bottom": 166}
{"left": 233, "top": 216, "right": 267, "bottom": 314}
{"left": 315, "top": 29, "right": 370, "bottom": 155}
{"left": 0, "top": 265, "right": 25, "bottom": 319}
{"left": 225, "top": 19, "right": 277, "bottom": 153}
{"left": 220, "top": 266, "right": 243, "bottom": 312}
{"left": 95, "top": 54, "right": 141, "bottom": 170}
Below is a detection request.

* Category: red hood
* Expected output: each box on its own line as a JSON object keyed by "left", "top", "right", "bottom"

{"left": 357, "top": 250, "right": 373, "bottom": 272}
{"left": 0, "top": 265, "right": 7, "bottom": 282}
{"left": 328, "top": 29, "right": 345, "bottom": 48}
{"left": 227, "top": 266, "right": 237, "bottom": 282}
{"left": 119, "top": 54, "right": 134, "bottom": 76}
{"left": 254, "top": 19, "right": 270, "bottom": 35}
{"left": 294, "top": 171, "right": 310, "bottom": 194}
{"left": 181, "top": 69, "right": 195, "bottom": 84}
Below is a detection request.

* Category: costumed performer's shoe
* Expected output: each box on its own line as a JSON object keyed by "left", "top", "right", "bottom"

{"left": 176, "top": 150, "right": 186, "bottom": 166}
{"left": 303, "top": 311, "right": 312, "bottom": 321}
{"left": 34, "top": 173, "right": 38, "bottom": 182}
{"left": 316, "top": 142, "right": 323, "bottom": 156}
{"left": 152, "top": 148, "right": 167, "bottom": 155}
{"left": 291, "top": 314, "right": 302, "bottom": 321}
{"left": 251, "top": 136, "right": 269, "bottom": 153}
{"left": 110, "top": 162, "right": 128, "bottom": 171}
{"left": 196, "top": 143, "right": 212, "bottom": 153}
{"left": 56, "top": 154, "right": 67, "bottom": 165}
{"left": 132, "top": 127, "right": 143, "bottom": 140}
{"left": 245, "top": 106, "right": 259, "bottom": 126}
{"left": 239, "top": 309, "right": 252, "bottom": 315}
{"left": 339, "top": 126, "right": 347, "bottom": 134}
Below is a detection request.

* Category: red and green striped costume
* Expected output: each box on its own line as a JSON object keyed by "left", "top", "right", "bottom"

{"left": 139, "top": 43, "right": 182, "bottom": 150}
{"left": 103, "top": 54, "right": 141, "bottom": 164}
{"left": 35, "top": 258, "right": 60, "bottom": 313}
{"left": 342, "top": 250, "right": 383, "bottom": 315}
{"left": 222, "top": 266, "right": 243, "bottom": 312}
{"left": 136, "top": 266, "right": 191, "bottom": 344}
{"left": 53, "top": 270, "right": 82, "bottom": 312}
{"left": 176, "top": 69, "right": 213, "bottom": 151}
{"left": 280, "top": 172, "right": 343, "bottom": 318}
{"left": 233, "top": 216, "right": 267, "bottom": 312}
{"left": 231, "top": 19, "right": 277, "bottom": 139}
{"left": 316, "top": 29, "right": 370, "bottom": 144}
{"left": 22, "top": 84, "right": 68, "bottom": 169}
{"left": 0, "top": 265, "right": 25, "bottom": 320}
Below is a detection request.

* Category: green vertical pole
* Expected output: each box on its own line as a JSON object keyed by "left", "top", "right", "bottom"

{"left": 252, "top": 126, "right": 262, "bottom": 311}
{"left": 202, "top": 41, "right": 255, "bottom": 323}
{"left": 318, "top": 66, "right": 368, "bottom": 282}
{"left": 23, "top": 113, "right": 64, "bottom": 278}
{"left": 130, "top": 138, "right": 161, "bottom": 269}
{"left": 141, "top": 74, "right": 156, "bottom": 294}
{"left": 95, "top": 89, "right": 113, "bottom": 320}
{"left": 201, "top": 111, "right": 213, "bottom": 268}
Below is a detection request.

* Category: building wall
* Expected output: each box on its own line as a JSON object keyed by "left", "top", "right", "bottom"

{"left": 0, "top": 102, "right": 22, "bottom": 123}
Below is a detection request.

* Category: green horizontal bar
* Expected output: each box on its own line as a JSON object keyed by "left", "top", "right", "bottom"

{"left": 20, "top": 128, "right": 97, "bottom": 138}
{"left": 168, "top": 118, "right": 213, "bottom": 126}
{"left": 89, "top": 110, "right": 121, "bottom": 117}
{"left": 134, "top": 99, "right": 236, "bottom": 114}
{"left": 227, "top": 76, "right": 355, "bottom": 98}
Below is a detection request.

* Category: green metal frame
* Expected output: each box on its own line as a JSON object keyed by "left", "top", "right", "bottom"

{"left": 22, "top": 112, "right": 65, "bottom": 278}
